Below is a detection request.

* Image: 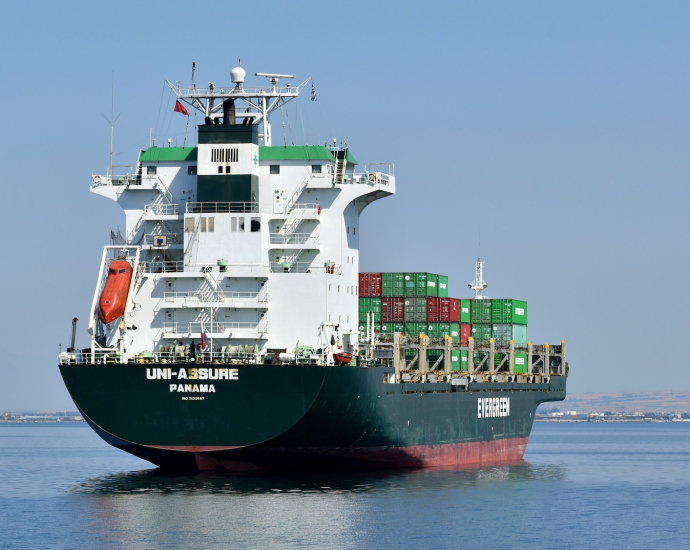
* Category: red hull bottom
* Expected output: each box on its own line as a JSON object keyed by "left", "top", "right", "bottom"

{"left": 170, "top": 437, "right": 531, "bottom": 472}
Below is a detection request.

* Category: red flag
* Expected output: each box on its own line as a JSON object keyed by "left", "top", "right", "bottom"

{"left": 174, "top": 100, "right": 189, "bottom": 115}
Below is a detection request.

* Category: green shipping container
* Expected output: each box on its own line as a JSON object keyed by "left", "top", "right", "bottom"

{"left": 460, "top": 299, "right": 471, "bottom": 324}
{"left": 359, "top": 297, "right": 382, "bottom": 323}
{"left": 470, "top": 324, "right": 492, "bottom": 345}
{"left": 381, "top": 322, "right": 405, "bottom": 334}
{"left": 438, "top": 322, "right": 460, "bottom": 343}
{"left": 405, "top": 322, "right": 425, "bottom": 338}
{"left": 403, "top": 273, "right": 439, "bottom": 297}
{"left": 513, "top": 353, "right": 528, "bottom": 374}
{"left": 426, "top": 322, "right": 441, "bottom": 339}
{"left": 460, "top": 349, "right": 469, "bottom": 372}
{"left": 381, "top": 273, "right": 405, "bottom": 297}
{"left": 474, "top": 351, "right": 489, "bottom": 368}
{"left": 492, "top": 324, "right": 528, "bottom": 347}
{"left": 438, "top": 275, "right": 449, "bottom": 298}
{"left": 428, "top": 349, "right": 443, "bottom": 361}
{"left": 491, "top": 299, "right": 528, "bottom": 325}
{"left": 404, "top": 297, "right": 428, "bottom": 322}
{"left": 471, "top": 299, "right": 492, "bottom": 324}
{"left": 451, "top": 349, "right": 461, "bottom": 372}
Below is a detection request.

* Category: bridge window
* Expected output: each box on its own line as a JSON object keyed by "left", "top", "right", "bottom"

{"left": 270, "top": 165, "right": 280, "bottom": 175}
{"left": 201, "top": 218, "right": 207, "bottom": 232}
{"left": 312, "top": 165, "right": 321, "bottom": 174}
{"left": 147, "top": 166, "right": 157, "bottom": 175}
{"left": 208, "top": 217, "right": 214, "bottom": 232}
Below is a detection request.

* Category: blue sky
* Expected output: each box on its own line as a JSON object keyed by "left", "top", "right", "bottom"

{"left": 1, "top": 1, "right": 688, "bottom": 409}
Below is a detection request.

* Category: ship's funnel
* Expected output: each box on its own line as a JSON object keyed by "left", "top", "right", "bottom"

{"left": 223, "top": 99, "right": 236, "bottom": 125}
{"left": 69, "top": 317, "right": 78, "bottom": 352}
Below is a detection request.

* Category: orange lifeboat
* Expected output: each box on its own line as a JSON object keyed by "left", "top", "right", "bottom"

{"left": 98, "top": 260, "right": 133, "bottom": 324}
{"left": 333, "top": 351, "right": 352, "bottom": 366}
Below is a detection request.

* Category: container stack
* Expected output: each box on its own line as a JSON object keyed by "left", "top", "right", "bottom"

{"left": 359, "top": 272, "right": 529, "bottom": 373}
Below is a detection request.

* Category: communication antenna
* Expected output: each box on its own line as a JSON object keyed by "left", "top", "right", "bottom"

{"left": 468, "top": 258, "right": 489, "bottom": 299}
{"left": 102, "top": 72, "right": 120, "bottom": 177}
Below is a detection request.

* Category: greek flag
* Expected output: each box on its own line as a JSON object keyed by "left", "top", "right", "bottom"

{"left": 311, "top": 82, "right": 317, "bottom": 101}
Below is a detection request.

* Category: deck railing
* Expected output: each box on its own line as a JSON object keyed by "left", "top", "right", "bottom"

{"left": 269, "top": 262, "right": 341, "bottom": 274}
{"left": 143, "top": 233, "right": 181, "bottom": 245}
{"left": 185, "top": 202, "right": 260, "bottom": 214}
{"left": 268, "top": 233, "right": 320, "bottom": 245}
{"left": 162, "top": 321, "right": 268, "bottom": 335}
{"left": 163, "top": 291, "right": 268, "bottom": 304}
{"left": 140, "top": 261, "right": 271, "bottom": 274}
{"left": 145, "top": 203, "right": 179, "bottom": 216}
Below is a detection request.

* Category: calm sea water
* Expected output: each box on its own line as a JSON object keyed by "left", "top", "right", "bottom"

{"left": 1, "top": 422, "right": 689, "bottom": 550}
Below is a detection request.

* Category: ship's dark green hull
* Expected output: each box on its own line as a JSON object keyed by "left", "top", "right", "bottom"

{"left": 59, "top": 363, "right": 566, "bottom": 472}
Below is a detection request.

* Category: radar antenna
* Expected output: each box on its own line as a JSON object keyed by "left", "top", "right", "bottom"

{"left": 468, "top": 258, "right": 489, "bottom": 299}
{"left": 166, "top": 64, "right": 309, "bottom": 146}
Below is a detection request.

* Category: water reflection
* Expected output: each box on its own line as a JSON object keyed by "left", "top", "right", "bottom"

{"left": 70, "top": 461, "right": 567, "bottom": 496}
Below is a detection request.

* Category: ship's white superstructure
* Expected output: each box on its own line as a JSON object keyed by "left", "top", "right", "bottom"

{"left": 88, "top": 65, "right": 395, "bottom": 364}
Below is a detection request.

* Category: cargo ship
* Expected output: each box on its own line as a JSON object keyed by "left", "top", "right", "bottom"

{"left": 59, "top": 64, "right": 567, "bottom": 472}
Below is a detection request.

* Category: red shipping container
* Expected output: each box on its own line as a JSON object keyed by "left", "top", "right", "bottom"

{"left": 359, "top": 272, "right": 382, "bottom": 296}
{"left": 460, "top": 324, "right": 471, "bottom": 345}
{"left": 449, "top": 298, "right": 460, "bottom": 322}
{"left": 382, "top": 297, "right": 405, "bottom": 322}
{"left": 438, "top": 298, "right": 452, "bottom": 322}
{"left": 427, "top": 297, "right": 440, "bottom": 322}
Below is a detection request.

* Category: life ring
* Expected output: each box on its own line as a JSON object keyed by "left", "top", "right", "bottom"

{"left": 368, "top": 173, "right": 376, "bottom": 183}
{"left": 94, "top": 175, "right": 101, "bottom": 184}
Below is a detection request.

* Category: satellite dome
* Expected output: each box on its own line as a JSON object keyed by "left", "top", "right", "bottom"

{"left": 231, "top": 66, "right": 246, "bottom": 84}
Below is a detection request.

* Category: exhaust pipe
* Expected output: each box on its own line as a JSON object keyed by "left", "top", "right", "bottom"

{"left": 223, "top": 99, "right": 235, "bottom": 125}
{"left": 69, "top": 317, "right": 78, "bottom": 352}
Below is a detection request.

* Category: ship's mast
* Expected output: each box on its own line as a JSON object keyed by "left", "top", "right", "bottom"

{"left": 166, "top": 64, "right": 310, "bottom": 146}
{"left": 468, "top": 258, "right": 489, "bottom": 299}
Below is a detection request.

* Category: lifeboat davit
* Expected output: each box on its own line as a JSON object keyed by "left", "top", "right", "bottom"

{"left": 98, "top": 260, "right": 133, "bottom": 324}
{"left": 333, "top": 351, "right": 352, "bottom": 366}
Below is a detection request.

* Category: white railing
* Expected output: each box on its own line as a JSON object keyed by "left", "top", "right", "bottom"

{"left": 365, "top": 163, "right": 395, "bottom": 176}
{"left": 163, "top": 321, "right": 268, "bottom": 334}
{"left": 175, "top": 84, "right": 300, "bottom": 96}
{"left": 270, "top": 262, "right": 341, "bottom": 274}
{"left": 143, "top": 233, "right": 181, "bottom": 245}
{"left": 286, "top": 203, "right": 320, "bottom": 215}
{"left": 140, "top": 261, "right": 271, "bottom": 274}
{"left": 186, "top": 202, "right": 260, "bottom": 214}
{"left": 91, "top": 173, "right": 162, "bottom": 188}
{"left": 145, "top": 203, "right": 179, "bottom": 216}
{"left": 163, "top": 291, "right": 268, "bottom": 304}
{"left": 342, "top": 172, "right": 391, "bottom": 186}
{"left": 269, "top": 233, "right": 320, "bottom": 245}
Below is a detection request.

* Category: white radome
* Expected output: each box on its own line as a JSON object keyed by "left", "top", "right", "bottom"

{"left": 231, "top": 66, "right": 246, "bottom": 83}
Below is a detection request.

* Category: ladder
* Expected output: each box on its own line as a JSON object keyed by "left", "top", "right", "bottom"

{"left": 334, "top": 150, "right": 347, "bottom": 185}
{"left": 284, "top": 172, "right": 310, "bottom": 213}
{"left": 154, "top": 177, "right": 174, "bottom": 205}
